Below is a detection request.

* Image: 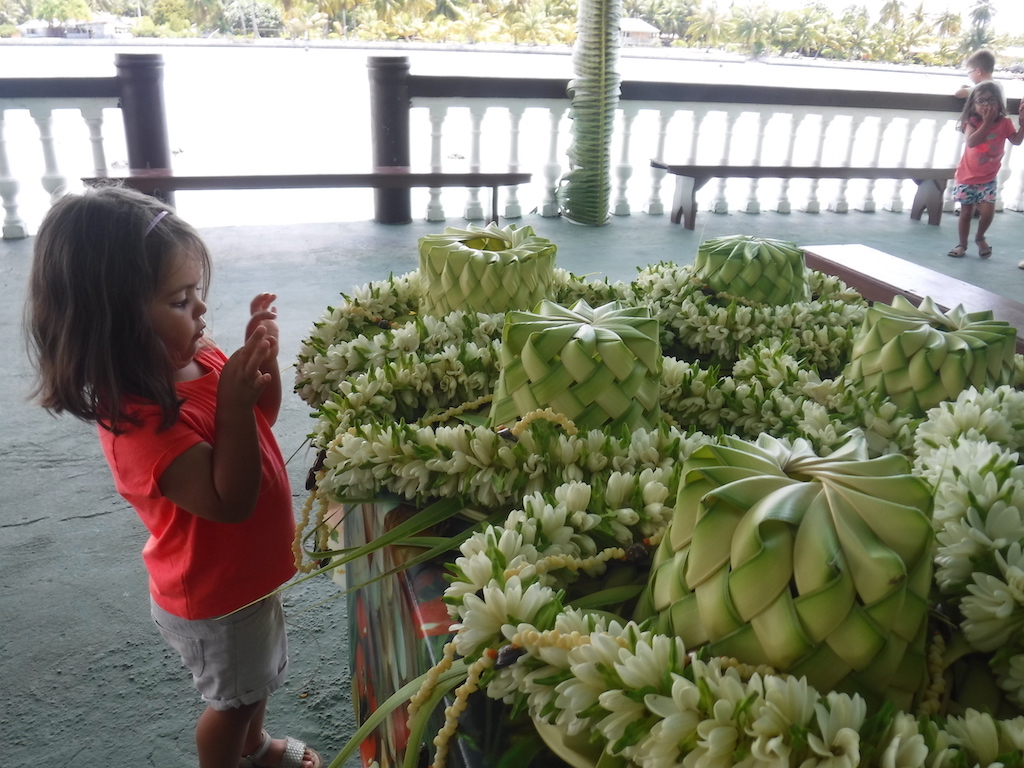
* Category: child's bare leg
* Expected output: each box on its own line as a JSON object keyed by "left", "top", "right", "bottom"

{"left": 241, "top": 698, "right": 269, "bottom": 755}
{"left": 958, "top": 203, "right": 974, "bottom": 247}
{"left": 975, "top": 202, "right": 995, "bottom": 252}
{"left": 196, "top": 700, "right": 261, "bottom": 768}
{"left": 949, "top": 203, "right": 973, "bottom": 255}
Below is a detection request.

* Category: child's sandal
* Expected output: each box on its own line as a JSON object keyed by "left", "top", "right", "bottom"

{"left": 976, "top": 238, "right": 992, "bottom": 258}
{"left": 947, "top": 244, "right": 967, "bottom": 257}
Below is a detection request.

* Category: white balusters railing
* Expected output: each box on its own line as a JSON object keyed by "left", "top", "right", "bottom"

{"left": 745, "top": 111, "right": 771, "bottom": 214}
{"left": 613, "top": 104, "right": 639, "bottom": 216}
{"left": 777, "top": 110, "right": 804, "bottom": 214}
{"left": 0, "top": 96, "right": 119, "bottom": 239}
{"left": 426, "top": 103, "right": 447, "bottom": 222}
{"left": 644, "top": 108, "right": 673, "bottom": 215}
{"left": 9, "top": 65, "right": 1023, "bottom": 235}
{"left": 406, "top": 94, "right": 1002, "bottom": 226}
{"left": 0, "top": 110, "right": 24, "bottom": 239}
{"left": 505, "top": 105, "right": 524, "bottom": 219}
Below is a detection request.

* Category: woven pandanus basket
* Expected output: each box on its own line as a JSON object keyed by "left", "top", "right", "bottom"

{"left": 847, "top": 296, "right": 1016, "bottom": 416}
{"left": 489, "top": 299, "right": 662, "bottom": 432}
{"left": 418, "top": 223, "right": 556, "bottom": 318}
{"left": 693, "top": 235, "right": 809, "bottom": 305}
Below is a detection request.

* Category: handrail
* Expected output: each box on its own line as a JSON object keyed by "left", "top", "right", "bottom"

{"left": 404, "top": 73, "right": 1015, "bottom": 114}
{"left": 0, "top": 53, "right": 172, "bottom": 238}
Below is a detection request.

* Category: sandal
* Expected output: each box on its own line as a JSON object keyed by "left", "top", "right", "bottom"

{"left": 977, "top": 238, "right": 993, "bottom": 258}
{"left": 947, "top": 244, "right": 967, "bottom": 257}
{"left": 241, "top": 730, "right": 322, "bottom": 768}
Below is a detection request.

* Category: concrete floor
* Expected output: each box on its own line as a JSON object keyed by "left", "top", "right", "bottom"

{"left": 3, "top": 202, "right": 1024, "bottom": 767}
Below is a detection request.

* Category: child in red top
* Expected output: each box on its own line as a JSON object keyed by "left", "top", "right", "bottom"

{"left": 25, "top": 186, "right": 320, "bottom": 768}
{"left": 948, "top": 80, "right": 1024, "bottom": 260}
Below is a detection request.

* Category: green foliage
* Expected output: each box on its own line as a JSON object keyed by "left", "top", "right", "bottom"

{"left": 150, "top": 0, "right": 187, "bottom": 26}
{"left": 36, "top": 0, "right": 90, "bottom": 22}
{"left": 0, "top": 21, "right": 17, "bottom": 34}
{"left": 223, "top": 0, "right": 283, "bottom": 36}
{"left": 0, "top": 0, "right": 31, "bottom": 25}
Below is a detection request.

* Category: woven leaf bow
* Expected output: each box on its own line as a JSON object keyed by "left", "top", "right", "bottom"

{"left": 847, "top": 295, "right": 1016, "bottom": 416}
{"left": 639, "top": 431, "right": 934, "bottom": 711}
{"left": 418, "top": 223, "right": 556, "bottom": 318}
{"left": 489, "top": 299, "right": 661, "bottom": 432}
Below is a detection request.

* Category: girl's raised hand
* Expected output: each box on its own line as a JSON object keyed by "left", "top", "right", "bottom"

{"left": 219, "top": 325, "right": 274, "bottom": 409}
{"left": 246, "top": 292, "right": 279, "bottom": 352}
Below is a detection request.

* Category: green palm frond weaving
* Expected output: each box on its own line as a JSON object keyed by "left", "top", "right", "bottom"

{"left": 417, "top": 223, "right": 557, "bottom": 317}
{"left": 847, "top": 295, "right": 1016, "bottom": 416}
{"left": 489, "top": 299, "right": 661, "bottom": 432}
{"left": 557, "top": 0, "right": 622, "bottom": 226}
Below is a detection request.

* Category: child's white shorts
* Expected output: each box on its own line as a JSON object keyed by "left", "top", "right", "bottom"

{"left": 151, "top": 593, "right": 289, "bottom": 711}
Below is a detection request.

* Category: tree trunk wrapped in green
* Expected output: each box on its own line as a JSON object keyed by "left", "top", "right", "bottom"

{"left": 489, "top": 299, "right": 661, "bottom": 432}
{"left": 693, "top": 234, "right": 810, "bottom": 305}
{"left": 417, "top": 223, "right": 557, "bottom": 318}
{"left": 847, "top": 295, "right": 1016, "bottom": 416}
{"left": 637, "top": 432, "right": 934, "bottom": 711}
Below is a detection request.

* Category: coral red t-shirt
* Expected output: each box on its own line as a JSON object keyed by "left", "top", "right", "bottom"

{"left": 99, "top": 346, "right": 296, "bottom": 620}
{"left": 956, "top": 115, "right": 1017, "bottom": 185}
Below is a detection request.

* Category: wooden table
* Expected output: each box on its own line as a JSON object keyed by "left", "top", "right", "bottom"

{"left": 803, "top": 243, "right": 1024, "bottom": 353}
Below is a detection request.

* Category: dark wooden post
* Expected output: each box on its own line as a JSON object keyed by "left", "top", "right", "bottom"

{"left": 115, "top": 53, "right": 174, "bottom": 205}
{"left": 368, "top": 56, "right": 411, "bottom": 224}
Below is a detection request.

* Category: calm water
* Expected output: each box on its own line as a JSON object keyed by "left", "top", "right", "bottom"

{"left": 0, "top": 41, "right": 1013, "bottom": 228}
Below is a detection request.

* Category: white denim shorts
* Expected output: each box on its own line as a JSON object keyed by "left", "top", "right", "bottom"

{"left": 151, "top": 594, "right": 289, "bottom": 711}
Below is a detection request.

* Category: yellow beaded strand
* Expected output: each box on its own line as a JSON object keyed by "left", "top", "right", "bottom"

{"left": 421, "top": 395, "right": 494, "bottom": 427}
{"left": 718, "top": 656, "right": 779, "bottom": 680}
{"left": 292, "top": 483, "right": 332, "bottom": 574}
{"left": 917, "top": 632, "right": 947, "bottom": 718}
{"left": 503, "top": 547, "right": 626, "bottom": 580}
{"left": 510, "top": 408, "right": 579, "bottom": 437}
{"left": 431, "top": 649, "right": 497, "bottom": 768}
{"left": 407, "top": 641, "right": 458, "bottom": 724}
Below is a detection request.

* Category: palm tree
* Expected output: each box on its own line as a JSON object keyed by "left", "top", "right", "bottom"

{"left": 731, "top": 3, "right": 771, "bottom": 56}
{"left": 879, "top": 0, "right": 903, "bottom": 28}
{"left": 966, "top": 0, "right": 994, "bottom": 50}
{"left": 933, "top": 9, "right": 961, "bottom": 39}
{"left": 788, "top": 6, "right": 826, "bottom": 57}
{"left": 686, "top": 2, "right": 731, "bottom": 50}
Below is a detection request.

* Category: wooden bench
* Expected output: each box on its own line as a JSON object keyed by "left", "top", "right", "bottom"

{"left": 803, "top": 243, "right": 1024, "bottom": 354}
{"left": 82, "top": 170, "right": 532, "bottom": 224}
{"left": 650, "top": 161, "right": 955, "bottom": 231}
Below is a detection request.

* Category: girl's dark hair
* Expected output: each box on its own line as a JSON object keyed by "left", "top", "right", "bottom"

{"left": 25, "top": 185, "right": 212, "bottom": 432}
{"left": 958, "top": 80, "right": 1007, "bottom": 132}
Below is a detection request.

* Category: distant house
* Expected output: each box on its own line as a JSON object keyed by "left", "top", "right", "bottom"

{"left": 17, "top": 19, "right": 59, "bottom": 37}
{"left": 64, "top": 14, "right": 134, "bottom": 39}
{"left": 620, "top": 17, "right": 660, "bottom": 47}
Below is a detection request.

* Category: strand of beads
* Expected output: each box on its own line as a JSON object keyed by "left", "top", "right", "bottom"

{"left": 510, "top": 408, "right": 579, "bottom": 437}
{"left": 293, "top": 482, "right": 331, "bottom": 573}
{"left": 644, "top": 530, "right": 665, "bottom": 548}
{"left": 719, "top": 656, "right": 779, "bottom": 680}
{"left": 917, "top": 632, "right": 947, "bottom": 717}
{"left": 421, "top": 394, "right": 493, "bottom": 427}
{"left": 431, "top": 648, "right": 497, "bottom": 768}
{"left": 503, "top": 547, "right": 626, "bottom": 580}
{"left": 407, "top": 641, "right": 458, "bottom": 724}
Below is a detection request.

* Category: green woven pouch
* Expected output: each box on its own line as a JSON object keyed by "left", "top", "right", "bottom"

{"left": 694, "top": 235, "right": 809, "bottom": 305}
{"left": 847, "top": 295, "right": 1017, "bottom": 416}
{"left": 418, "top": 223, "right": 556, "bottom": 318}
{"left": 489, "top": 299, "right": 662, "bottom": 432}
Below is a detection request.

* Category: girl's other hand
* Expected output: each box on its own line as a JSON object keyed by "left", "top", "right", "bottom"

{"left": 978, "top": 100, "right": 997, "bottom": 123}
{"left": 219, "top": 325, "right": 273, "bottom": 409}
{"left": 246, "top": 292, "right": 279, "bottom": 351}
